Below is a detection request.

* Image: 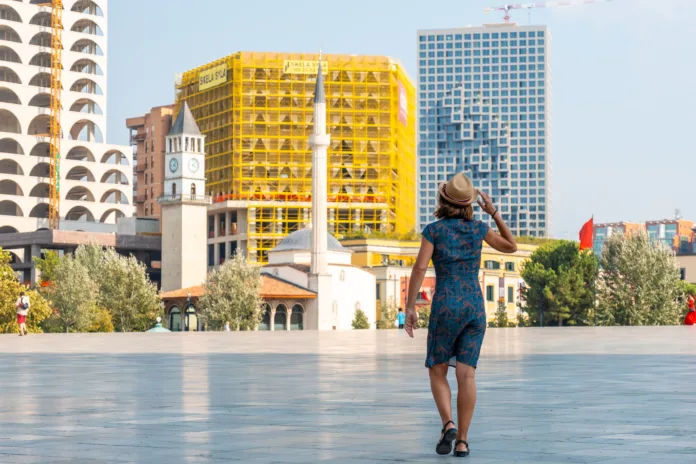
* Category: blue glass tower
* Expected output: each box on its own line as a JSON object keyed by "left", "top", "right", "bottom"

{"left": 417, "top": 25, "right": 551, "bottom": 237}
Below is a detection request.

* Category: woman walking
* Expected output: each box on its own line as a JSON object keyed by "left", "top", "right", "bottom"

{"left": 404, "top": 173, "right": 517, "bottom": 457}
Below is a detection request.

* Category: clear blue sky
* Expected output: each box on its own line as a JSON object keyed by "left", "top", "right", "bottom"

{"left": 107, "top": 0, "right": 696, "bottom": 239}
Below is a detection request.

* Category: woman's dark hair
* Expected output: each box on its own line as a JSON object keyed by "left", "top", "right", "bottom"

{"left": 434, "top": 194, "right": 474, "bottom": 221}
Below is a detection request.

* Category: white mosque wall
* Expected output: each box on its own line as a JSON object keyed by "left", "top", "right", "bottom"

{"left": 267, "top": 249, "right": 352, "bottom": 266}
{"left": 264, "top": 265, "right": 310, "bottom": 289}
{"left": 330, "top": 264, "right": 376, "bottom": 331}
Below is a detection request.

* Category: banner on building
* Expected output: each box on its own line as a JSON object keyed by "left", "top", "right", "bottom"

{"left": 199, "top": 63, "right": 227, "bottom": 91}
{"left": 398, "top": 81, "right": 408, "bottom": 126}
{"left": 282, "top": 60, "right": 329, "bottom": 75}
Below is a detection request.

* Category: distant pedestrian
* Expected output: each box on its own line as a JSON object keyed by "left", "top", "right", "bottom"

{"left": 397, "top": 308, "right": 406, "bottom": 329}
{"left": 224, "top": 321, "right": 231, "bottom": 332}
{"left": 15, "top": 292, "right": 29, "bottom": 336}
{"left": 684, "top": 295, "right": 696, "bottom": 326}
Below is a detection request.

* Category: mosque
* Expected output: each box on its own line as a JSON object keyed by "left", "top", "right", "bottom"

{"left": 159, "top": 62, "right": 376, "bottom": 331}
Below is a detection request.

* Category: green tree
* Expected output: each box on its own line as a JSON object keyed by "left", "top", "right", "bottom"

{"left": 52, "top": 255, "right": 99, "bottom": 332}
{"left": 352, "top": 309, "right": 370, "bottom": 329}
{"left": 494, "top": 298, "right": 509, "bottom": 328}
{"left": 33, "top": 250, "right": 60, "bottom": 285}
{"left": 71, "top": 244, "right": 161, "bottom": 332}
{"left": 0, "top": 248, "right": 52, "bottom": 333}
{"left": 596, "top": 231, "right": 682, "bottom": 326}
{"left": 376, "top": 299, "right": 398, "bottom": 329}
{"left": 521, "top": 240, "right": 598, "bottom": 327}
{"left": 517, "top": 311, "right": 529, "bottom": 328}
{"left": 100, "top": 252, "right": 161, "bottom": 332}
{"left": 88, "top": 308, "right": 115, "bottom": 333}
{"left": 74, "top": 242, "right": 105, "bottom": 278}
{"left": 198, "top": 251, "right": 263, "bottom": 330}
{"left": 417, "top": 305, "right": 431, "bottom": 329}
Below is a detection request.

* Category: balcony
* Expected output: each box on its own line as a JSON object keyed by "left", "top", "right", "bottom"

{"left": 158, "top": 194, "right": 211, "bottom": 206}
{"left": 131, "top": 130, "right": 146, "bottom": 144}
{"left": 135, "top": 163, "right": 147, "bottom": 174}
{"left": 134, "top": 195, "right": 146, "bottom": 204}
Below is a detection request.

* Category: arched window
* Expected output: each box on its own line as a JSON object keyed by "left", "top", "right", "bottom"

{"left": 0, "top": 25, "right": 21, "bottom": 43}
{"left": 259, "top": 304, "right": 271, "bottom": 330}
{"left": 71, "top": 0, "right": 104, "bottom": 17}
{"left": 191, "top": 183, "right": 196, "bottom": 196}
{"left": 0, "top": 5, "right": 21, "bottom": 23}
{"left": 0, "top": 67, "right": 20, "bottom": 84}
{"left": 169, "top": 306, "right": 182, "bottom": 331}
{"left": 274, "top": 304, "right": 288, "bottom": 331}
{"left": 291, "top": 304, "right": 304, "bottom": 330}
{"left": 185, "top": 305, "right": 198, "bottom": 331}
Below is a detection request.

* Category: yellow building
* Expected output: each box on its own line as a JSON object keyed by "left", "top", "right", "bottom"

{"left": 340, "top": 238, "right": 537, "bottom": 321}
{"left": 176, "top": 52, "right": 416, "bottom": 263}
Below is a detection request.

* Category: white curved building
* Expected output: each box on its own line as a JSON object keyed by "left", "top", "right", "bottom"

{"left": 0, "top": 0, "right": 131, "bottom": 233}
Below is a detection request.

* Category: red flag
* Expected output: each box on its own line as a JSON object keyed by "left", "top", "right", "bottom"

{"left": 579, "top": 217, "right": 594, "bottom": 250}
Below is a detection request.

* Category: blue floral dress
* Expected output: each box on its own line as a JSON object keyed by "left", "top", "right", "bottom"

{"left": 422, "top": 218, "right": 489, "bottom": 369}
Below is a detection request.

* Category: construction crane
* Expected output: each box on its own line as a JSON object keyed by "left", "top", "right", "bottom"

{"left": 485, "top": 0, "right": 612, "bottom": 23}
{"left": 36, "top": 0, "right": 63, "bottom": 229}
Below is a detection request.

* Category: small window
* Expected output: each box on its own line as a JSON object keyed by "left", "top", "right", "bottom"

{"left": 207, "top": 244, "right": 214, "bottom": 267}
{"left": 486, "top": 285, "right": 494, "bottom": 302}
{"left": 375, "top": 283, "right": 380, "bottom": 300}
{"left": 484, "top": 260, "right": 501, "bottom": 270}
{"left": 505, "top": 262, "right": 515, "bottom": 271}
{"left": 340, "top": 269, "right": 346, "bottom": 282}
{"left": 218, "top": 242, "right": 225, "bottom": 265}
{"left": 507, "top": 286, "right": 514, "bottom": 303}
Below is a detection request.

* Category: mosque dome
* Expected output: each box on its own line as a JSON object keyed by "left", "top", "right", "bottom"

{"left": 273, "top": 228, "right": 345, "bottom": 252}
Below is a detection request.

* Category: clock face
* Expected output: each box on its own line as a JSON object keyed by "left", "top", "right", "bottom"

{"left": 169, "top": 158, "right": 178, "bottom": 173}
{"left": 189, "top": 158, "right": 200, "bottom": 174}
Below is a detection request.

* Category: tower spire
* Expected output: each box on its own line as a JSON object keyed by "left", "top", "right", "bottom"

{"left": 313, "top": 57, "right": 325, "bottom": 105}
{"left": 309, "top": 53, "right": 330, "bottom": 275}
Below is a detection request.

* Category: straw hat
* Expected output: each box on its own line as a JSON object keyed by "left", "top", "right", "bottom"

{"left": 438, "top": 173, "right": 478, "bottom": 206}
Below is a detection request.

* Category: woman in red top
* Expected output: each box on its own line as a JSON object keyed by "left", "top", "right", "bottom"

{"left": 684, "top": 295, "right": 696, "bottom": 325}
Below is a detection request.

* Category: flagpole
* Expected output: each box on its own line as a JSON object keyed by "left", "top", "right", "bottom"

{"left": 591, "top": 214, "right": 597, "bottom": 326}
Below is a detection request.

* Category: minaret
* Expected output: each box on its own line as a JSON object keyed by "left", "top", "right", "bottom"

{"left": 307, "top": 58, "right": 334, "bottom": 330}
{"left": 309, "top": 61, "right": 330, "bottom": 275}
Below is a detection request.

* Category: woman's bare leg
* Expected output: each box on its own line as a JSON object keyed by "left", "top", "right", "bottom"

{"left": 455, "top": 362, "right": 476, "bottom": 451}
{"left": 429, "top": 363, "right": 455, "bottom": 436}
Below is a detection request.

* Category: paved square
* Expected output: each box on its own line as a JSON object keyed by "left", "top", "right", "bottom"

{"left": 0, "top": 327, "right": 695, "bottom": 463}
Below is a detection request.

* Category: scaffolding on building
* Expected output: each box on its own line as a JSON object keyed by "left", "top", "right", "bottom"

{"left": 177, "top": 52, "right": 416, "bottom": 262}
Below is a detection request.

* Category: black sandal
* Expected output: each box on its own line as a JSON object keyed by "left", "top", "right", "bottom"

{"left": 454, "top": 439, "right": 470, "bottom": 457}
{"left": 435, "top": 420, "right": 458, "bottom": 455}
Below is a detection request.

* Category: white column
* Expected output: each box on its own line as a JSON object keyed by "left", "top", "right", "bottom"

{"left": 276, "top": 208, "right": 284, "bottom": 235}
{"left": 309, "top": 98, "right": 330, "bottom": 275}
{"left": 328, "top": 208, "right": 335, "bottom": 234}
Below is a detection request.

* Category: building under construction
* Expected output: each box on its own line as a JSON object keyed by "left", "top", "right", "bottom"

{"left": 176, "top": 52, "right": 416, "bottom": 263}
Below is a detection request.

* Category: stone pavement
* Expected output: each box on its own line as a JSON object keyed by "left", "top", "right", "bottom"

{"left": 0, "top": 327, "right": 694, "bottom": 463}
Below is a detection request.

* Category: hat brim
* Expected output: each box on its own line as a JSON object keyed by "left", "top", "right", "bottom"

{"left": 438, "top": 182, "right": 478, "bottom": 206}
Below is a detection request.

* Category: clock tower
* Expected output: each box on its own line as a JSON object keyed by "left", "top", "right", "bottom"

{"left": 159, "top": 102, "right": 210, "bottom": 292}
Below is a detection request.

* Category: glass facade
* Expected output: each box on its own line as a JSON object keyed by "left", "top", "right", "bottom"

{"left": 416, "top": 26, "right": 551, "bottom": 237}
